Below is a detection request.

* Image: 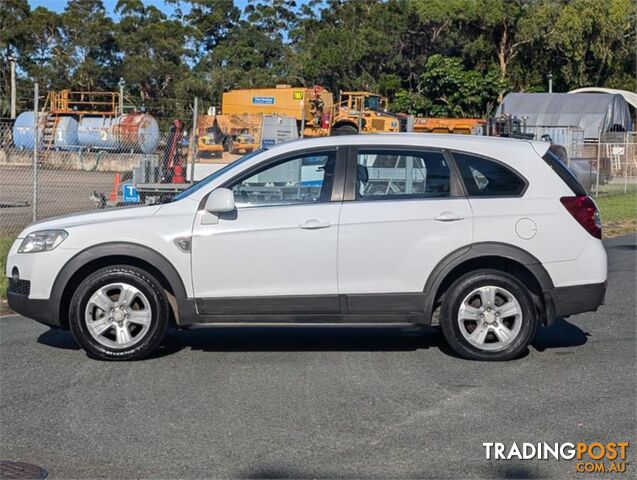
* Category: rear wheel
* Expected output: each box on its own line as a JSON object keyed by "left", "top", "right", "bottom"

{"left": 440, "top": 269, "right": 538, "bottom": 361}
{"left": 69, "top": 266, "right": 169, "bottom": 361}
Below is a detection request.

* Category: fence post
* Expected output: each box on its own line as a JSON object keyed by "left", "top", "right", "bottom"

{"left": 10, "top": 55, "right": 16, "bottom": 119}
{"left": 32, "top": 82, "right": 39, "bottom": 222}
{"left": 189, "top": 97, "right": 198, "bottom": 183}
{"left": 624, "top": 131, "right": 628, "bottom": 194}
{"left": 594, "top": 131, "right": 601, "bottom": 197}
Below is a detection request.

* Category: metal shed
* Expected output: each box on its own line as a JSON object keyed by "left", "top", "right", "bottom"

{"left": 496, "top": 93, "right": 633, "bottom": 140}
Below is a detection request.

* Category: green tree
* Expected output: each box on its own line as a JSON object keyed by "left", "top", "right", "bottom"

{"left": 115, "top": 0, "right": 190, "bottom": 113}
{"left": 546, "top": 0, "right": 636, "bottom": 90}
{"left": 60, "top": 0, "right": 117, "bottom": 90}
{"left": 0, "top": 0, "right": 32, "bottom": 113}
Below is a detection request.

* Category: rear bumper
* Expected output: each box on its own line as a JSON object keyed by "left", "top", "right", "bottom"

{"left": 6, "top": 291, "right": 60, "bottom": 328}
{"left": 548, "top": 281, "right": 607, "bottom": 318}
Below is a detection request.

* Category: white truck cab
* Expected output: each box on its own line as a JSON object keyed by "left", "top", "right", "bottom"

{"left": 6, "top": 134, "right": 607, "bottom": 360}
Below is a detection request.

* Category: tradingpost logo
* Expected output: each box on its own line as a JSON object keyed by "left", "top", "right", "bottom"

{"left": 483, "top": 442, "right": 630, "bottom": 474}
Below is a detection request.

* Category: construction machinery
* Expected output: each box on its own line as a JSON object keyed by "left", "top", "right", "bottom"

{"left": 221, "top": 85, "right": 333, "bottom": 137}
{"left": 330, "top": 91, "right": 400, "bottom": 135}
{"left": 196, "top": 114, "right": 224, "bottom": 159}
{"left": 201, "top": 86, "right": 401, "bottom": 151}
{"left": 411, "top": 117, "right": 485, "bottom": 135}
{"left": 485, "top": 114, "right": 534, "bottom": 139}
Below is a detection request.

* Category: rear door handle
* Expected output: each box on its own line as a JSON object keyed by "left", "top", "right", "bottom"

{"left": 434, "top": 212, "right": 465, "bottom": 222}
{"left": 299, "top": 219, "right": 331, "bottom": 230}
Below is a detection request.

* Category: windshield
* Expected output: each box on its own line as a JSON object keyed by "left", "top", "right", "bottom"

{"left": 364, "top": 96, "right": 381, "bottom": 110}
{"left": 172, "top": 148, "right": 266, "bottom": 201}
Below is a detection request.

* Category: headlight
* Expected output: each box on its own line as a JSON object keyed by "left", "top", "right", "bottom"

{"left": 18, "top": 230, "right": 68, "bottom": 253}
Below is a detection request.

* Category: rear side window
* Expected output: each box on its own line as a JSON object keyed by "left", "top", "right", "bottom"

{"left": 356, "top": 150, "right": 452, "bottom": 200}
{"left": 542, "top": 146, "right": 586, "bottom": 195}
{"left": 453, "top": 153, "right": 526, "bottom": 197}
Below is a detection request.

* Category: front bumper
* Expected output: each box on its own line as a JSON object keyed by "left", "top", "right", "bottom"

{"left": 6, "top": 290, "right": 60, "bottom": 328}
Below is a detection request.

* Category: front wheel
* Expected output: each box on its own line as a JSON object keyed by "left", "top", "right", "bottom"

{"left": 69, "top": 266, "right": 169, "bottom": 360}
{"left": 440, "top": 269, "right": 538, "bottom": 361}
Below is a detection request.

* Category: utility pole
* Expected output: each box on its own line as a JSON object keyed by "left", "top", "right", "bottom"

{"left": 9, "top": 54, "right": 16, "bottom": 119}
{"left": 118, "top": 77, "right": 125, "bottom": 115}
{"left": 548, "top": 73, "right": 553, "bottom": 93}
{"left": 33, "top": 82, "right": 39, "bottom": 222}
{"left": 189, "top": 97, "right": 198, "bottom": 183}
{"left": 299, "top": 101, "right": 305, "bottom": 138}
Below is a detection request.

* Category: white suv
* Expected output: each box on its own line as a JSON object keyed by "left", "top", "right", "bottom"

{"left": 5, "top": 134, "right": 607, "bottom": 361}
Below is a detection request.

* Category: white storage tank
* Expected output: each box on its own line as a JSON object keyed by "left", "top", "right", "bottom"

{"left": 77, "top": 113, "right": 159, "bottom": 153}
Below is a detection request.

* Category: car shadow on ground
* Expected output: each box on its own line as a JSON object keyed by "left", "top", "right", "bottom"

{"left": 531, "top": 317, "right": 590, "bottom": 352}
{"left": 36, "top": 317, "right": 589, "bottom": 360}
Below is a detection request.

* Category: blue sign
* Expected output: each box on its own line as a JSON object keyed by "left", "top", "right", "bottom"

{"left": 122, "top": 183, "right": 140, "bottom": 203}
{"left": 252, "top": 96, "right": 275, "bottom": 105}
{"left": 261, "top": 138, "right": 276, "bottom": 147}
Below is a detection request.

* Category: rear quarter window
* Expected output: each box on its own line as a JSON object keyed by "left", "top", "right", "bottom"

{"left": 541, "top": 145, "right": 586, "bottom": 196}
{"left": 452, "top": 152, "right": 527, "bottom": 197}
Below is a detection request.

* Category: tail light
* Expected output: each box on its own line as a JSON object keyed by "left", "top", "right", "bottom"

{"left": 560, "top": 195, "right": 602, "bottom": 239}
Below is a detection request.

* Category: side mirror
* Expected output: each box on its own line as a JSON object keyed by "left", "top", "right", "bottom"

{"left": 205, "top": 188, "right": 235, "bottom": 213}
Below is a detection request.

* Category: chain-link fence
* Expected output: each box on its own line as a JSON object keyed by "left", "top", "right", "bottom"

{"left": 2, "top": 116, "right": 636, "bottom": 237}
{"left": 592, "top": 132, "right": 637, "bottom": 196}
{"left": 0, "top": 115, "right": 240, "bottom": 236}
{"left": 505, "top": 125, "right": 637, "bottom": 197}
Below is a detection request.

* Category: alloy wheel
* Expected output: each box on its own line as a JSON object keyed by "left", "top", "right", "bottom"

{"left": 457, "top": 285, "right": 523, "bottom": 352}
{"left": 84, "top": 282, "right": 152, "bottom": 349}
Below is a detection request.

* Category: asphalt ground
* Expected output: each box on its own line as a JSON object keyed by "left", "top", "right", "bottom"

{"left": 0, "top": 234, "right": 635, "bottom": 479}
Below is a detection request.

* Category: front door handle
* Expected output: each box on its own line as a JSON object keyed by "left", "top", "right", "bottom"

{"left": 434, "top": 211, "right": 465, "bottom": 222}
{"left": 299, "top": 219, "right": 331, "bottom": 230}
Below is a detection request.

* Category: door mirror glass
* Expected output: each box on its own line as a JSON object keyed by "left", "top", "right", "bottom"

{"left": 205, "top": 188, "right": 235, "bottom": 213}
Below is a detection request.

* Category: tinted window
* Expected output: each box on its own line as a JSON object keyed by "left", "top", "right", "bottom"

{"left": 356, "top": 150, "right": 451, "bottom": 200}
{"left": 229, "top": 152, "right": 336, "bottom": 207}
{"left": 453, "top": 153, "right": 526, "bottom": 197}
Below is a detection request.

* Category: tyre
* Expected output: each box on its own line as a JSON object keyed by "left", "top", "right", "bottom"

{"left": 69, "top": 265, "right": 169, "bottom": 361}
{"left": 439, "top": 269, "right": 538, "bottom": 361}
{"left": 331, "top": 124, "right": 358, "bottom": 136}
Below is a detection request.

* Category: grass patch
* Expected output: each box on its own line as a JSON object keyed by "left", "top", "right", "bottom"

{"left": 595, "top": 191, "right": 637, "bottom": 237}
{"left": 1, "top": 235, "right": 16, "bottom": 304}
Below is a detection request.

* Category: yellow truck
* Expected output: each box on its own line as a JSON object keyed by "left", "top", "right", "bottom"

{"left": 196, "top": 86, "right": 403, "bottom": 156}
{"left": 221, "top": 85, "right": 401, "bottom": 136}
{"left": 222, "top": 85, "right": 333, "bottom": 137}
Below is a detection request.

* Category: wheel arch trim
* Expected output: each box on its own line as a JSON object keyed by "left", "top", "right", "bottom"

{"left": 423, "top": 242, "right": 554, "bottom": 323}
{"left": 52, "top": 242, "right": 193, "bottom": 327}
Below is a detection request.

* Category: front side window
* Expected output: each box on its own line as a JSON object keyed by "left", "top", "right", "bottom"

{"left": 172, "top": 148, "right": 266, "bottom": 201}
{"left": 453, "top": 152, "right": 526, "bottom": 197}
{"left": 229, "top": 151, "right": 336, "bottom": 207}
{"left": 356, "top": 150, "right": 451, "bottom": 200}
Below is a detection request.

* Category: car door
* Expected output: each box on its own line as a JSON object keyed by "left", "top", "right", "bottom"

{"left": 191, "top": 148, "right": 345, "bottom": 315}
{"left": 337, "top": 147, "right": 473, "bottom": 309}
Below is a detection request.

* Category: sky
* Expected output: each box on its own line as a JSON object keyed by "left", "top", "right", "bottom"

{"left": 27, "top": 0, "right": 253, "bottom": 17}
